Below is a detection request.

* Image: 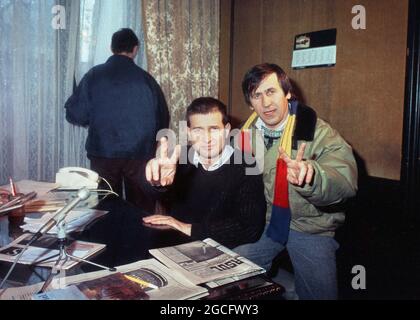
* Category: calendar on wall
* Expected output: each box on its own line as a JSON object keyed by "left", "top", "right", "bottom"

{"left": 292, "top": 28, "right": 337, "bottom": 69}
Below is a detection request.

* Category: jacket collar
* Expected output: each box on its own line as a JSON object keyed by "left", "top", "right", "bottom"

{"left": 106, "top": 54, "right": 135, "bottom": 65}
{"left": 292, "top": 100, "right": 317, "bottom": 143}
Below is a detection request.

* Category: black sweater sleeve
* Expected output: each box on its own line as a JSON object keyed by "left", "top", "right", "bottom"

{"left": 134, "top": 160, "right": 171, "bottom": 202}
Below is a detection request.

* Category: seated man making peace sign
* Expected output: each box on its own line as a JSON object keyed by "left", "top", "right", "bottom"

{"left": 234, "top": 63, "right": 358, "bottom": 299}
{"left": 143, "top": 97, "right": 266, "bottom": 249}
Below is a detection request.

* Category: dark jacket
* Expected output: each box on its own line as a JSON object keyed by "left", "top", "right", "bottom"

{"left": 65, "top": 55, "right": 169, "bottom": 160}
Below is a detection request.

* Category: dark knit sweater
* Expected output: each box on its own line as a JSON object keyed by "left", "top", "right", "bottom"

{"left": 161, "top": 149, "right": 266, "bottom": 249}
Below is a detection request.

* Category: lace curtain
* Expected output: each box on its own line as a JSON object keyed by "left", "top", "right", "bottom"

{"left": 143, "top": 0, "right": 220, "bottom": 132}
{"left": 0, "top": 0, "right": 77, "bottom": 185}
{"left": 0, "top": 0, "right": 219, "bottom": 185}
{"left": 0, "top": 0, "right": 146, "bottom": 185}
{"left": 76, "top": 0, "right": 146, "bottom": 80}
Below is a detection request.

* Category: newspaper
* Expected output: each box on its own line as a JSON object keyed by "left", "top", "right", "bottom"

{"left": 0, "top": 258, "right": 208, "bottom": 300}
{"left": 0, "top": 180, "right": 59, "bottom": 197}
{"left": 32, "top": 285, "right": 88, "bottom": 300}
{"left": 0, "top": 282, "right": 44, "bottom": 300}
{"left": 0, "top": 233, "right": 106, "bottom": 270}
{"left": 21, "top": 209, "right": 108, "bottom": 234}
{"left": 149, "top": 238, "right": 265, "bottom": 288}
{"left": 24, "top": 191, "right": 100, "bottom": 213}
{"left": 32, "top": 273, "right": 149, "bottom": 300}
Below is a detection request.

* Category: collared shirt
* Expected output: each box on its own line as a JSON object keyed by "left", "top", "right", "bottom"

{"left": 255, "top": 112, "right": 290, "bottom": 149}
{"left": 192, "top": 145, "right": 235, "bottom": 171}
{"left": 255, "top": 112, "right": 289, "bottom": 132}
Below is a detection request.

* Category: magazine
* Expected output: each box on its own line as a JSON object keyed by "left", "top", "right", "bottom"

{"left": 0, "top": 233, "right": 106, "bottom": 270}
{"left": 62, "top": 259, "right": 209, "bottom": 300}
{"left": 149, "top": 238, "right": 266, "bottom": 288}
{"left": 24, "top": 190, "right": 101, "bottom": 213}
{"left": 0, "top": 258, "right": 208, "bottom": 300}
{"left": 32, "top": 273, "right": 149, "bottom": 300}
{"left": 32, "top": 285, "right": 88, "bottom": 300}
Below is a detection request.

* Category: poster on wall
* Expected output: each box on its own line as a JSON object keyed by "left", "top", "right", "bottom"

{"left": 291, "top": 28, "right": 337, "bottom": 69}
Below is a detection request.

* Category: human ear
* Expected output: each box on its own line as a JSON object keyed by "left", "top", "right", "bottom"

{"left": 224, "top": 123, "right": 231, "bottom": 138}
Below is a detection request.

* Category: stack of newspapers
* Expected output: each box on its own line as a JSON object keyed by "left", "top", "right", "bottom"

{"left": 149, "top": 238, "right": 266, "bottom": 288}
{"left": 0, "top": 239, "right": 265, "bottom": 300}
{"left": 21, "top": 209, "right": 108, "bottom": 234}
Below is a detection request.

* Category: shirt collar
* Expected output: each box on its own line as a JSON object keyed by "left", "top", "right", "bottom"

{"left": 192, "top": 145, "right": 235, "bottom": 171}
{"left": 255, "top": 112, "right": 289, "bottom": 132}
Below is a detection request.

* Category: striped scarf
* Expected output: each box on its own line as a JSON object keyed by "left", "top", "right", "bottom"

{"left": 240, "top": 103, "right": 297, "bottom": 244}
{"left": 262, "top": 126, "right": 282, "bottom": 149}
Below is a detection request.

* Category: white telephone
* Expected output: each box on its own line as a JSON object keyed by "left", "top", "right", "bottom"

{"left": 55, "top": 167, "right": 99, "bottom": 190}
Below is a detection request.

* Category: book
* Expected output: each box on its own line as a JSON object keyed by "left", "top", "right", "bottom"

{"left": 32, "top": 273, "right": 149, "bottom": 300}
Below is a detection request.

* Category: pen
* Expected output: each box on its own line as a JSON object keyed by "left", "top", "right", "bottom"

{"left": 19, "top": 191, "right": 37, "bottom": 204}
{"left": 9, "top": 177, "right": 17, "bottom": 197}
{"left": 0, "top": 203, "right": 23, "bottom": 215}
{"left": 124, "top": 274, "right": 159, "bottom": 290}
{"left": 0, "top": 191, "right": 36, "bottom": 210}
{"left": 0, "top": 195, "right": 23, "bottom": 209}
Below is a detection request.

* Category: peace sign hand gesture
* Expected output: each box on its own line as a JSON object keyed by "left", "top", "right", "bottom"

{"left": 146, "top": 137, "right": 181, "bottom": 187}
{"left": 278, "top": 143, "right": 314, "bottom": 187}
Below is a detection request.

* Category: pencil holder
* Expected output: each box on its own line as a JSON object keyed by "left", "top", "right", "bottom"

{"left": 8, "top": 194, "right": 25, "bottom": 225}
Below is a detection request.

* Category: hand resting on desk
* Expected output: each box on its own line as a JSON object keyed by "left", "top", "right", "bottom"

{"left": 142, "top": 215, "right": 192, "bottom": 236}
{"left": 142, "top": 221, "right": 173, "bottom": 231}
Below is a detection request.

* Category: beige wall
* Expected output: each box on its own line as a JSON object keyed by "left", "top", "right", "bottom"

{"left": 219, "top": 0, "right": 233, "bottom": 108}
{"left": 221, "top": 0, "right": 408, "bottom": 180}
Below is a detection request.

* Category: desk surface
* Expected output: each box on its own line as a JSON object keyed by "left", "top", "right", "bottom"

{"left": 0, "top": 195, "right": 190, "bottom": 284}
{"left": 0, "top": 196, "right": 283, "bottom": 299}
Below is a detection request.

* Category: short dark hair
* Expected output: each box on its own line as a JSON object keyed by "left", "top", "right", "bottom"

{"left": 186, "top": 97, "right": 229, "bottom": 127}
{"left": 111, "top": 28, "right": 139, "bottom": 54}
{"left": 242, "top": 63, "right": 294, "bottom": 105}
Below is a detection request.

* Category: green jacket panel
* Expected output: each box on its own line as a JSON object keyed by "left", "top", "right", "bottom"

{"left": 288, "top": 118, "right": 358, "bottom": 236}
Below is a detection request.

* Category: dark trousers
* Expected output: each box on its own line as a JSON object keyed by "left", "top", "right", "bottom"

{"left": 89, "top": 156, "right": 155, "bottom": 213}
